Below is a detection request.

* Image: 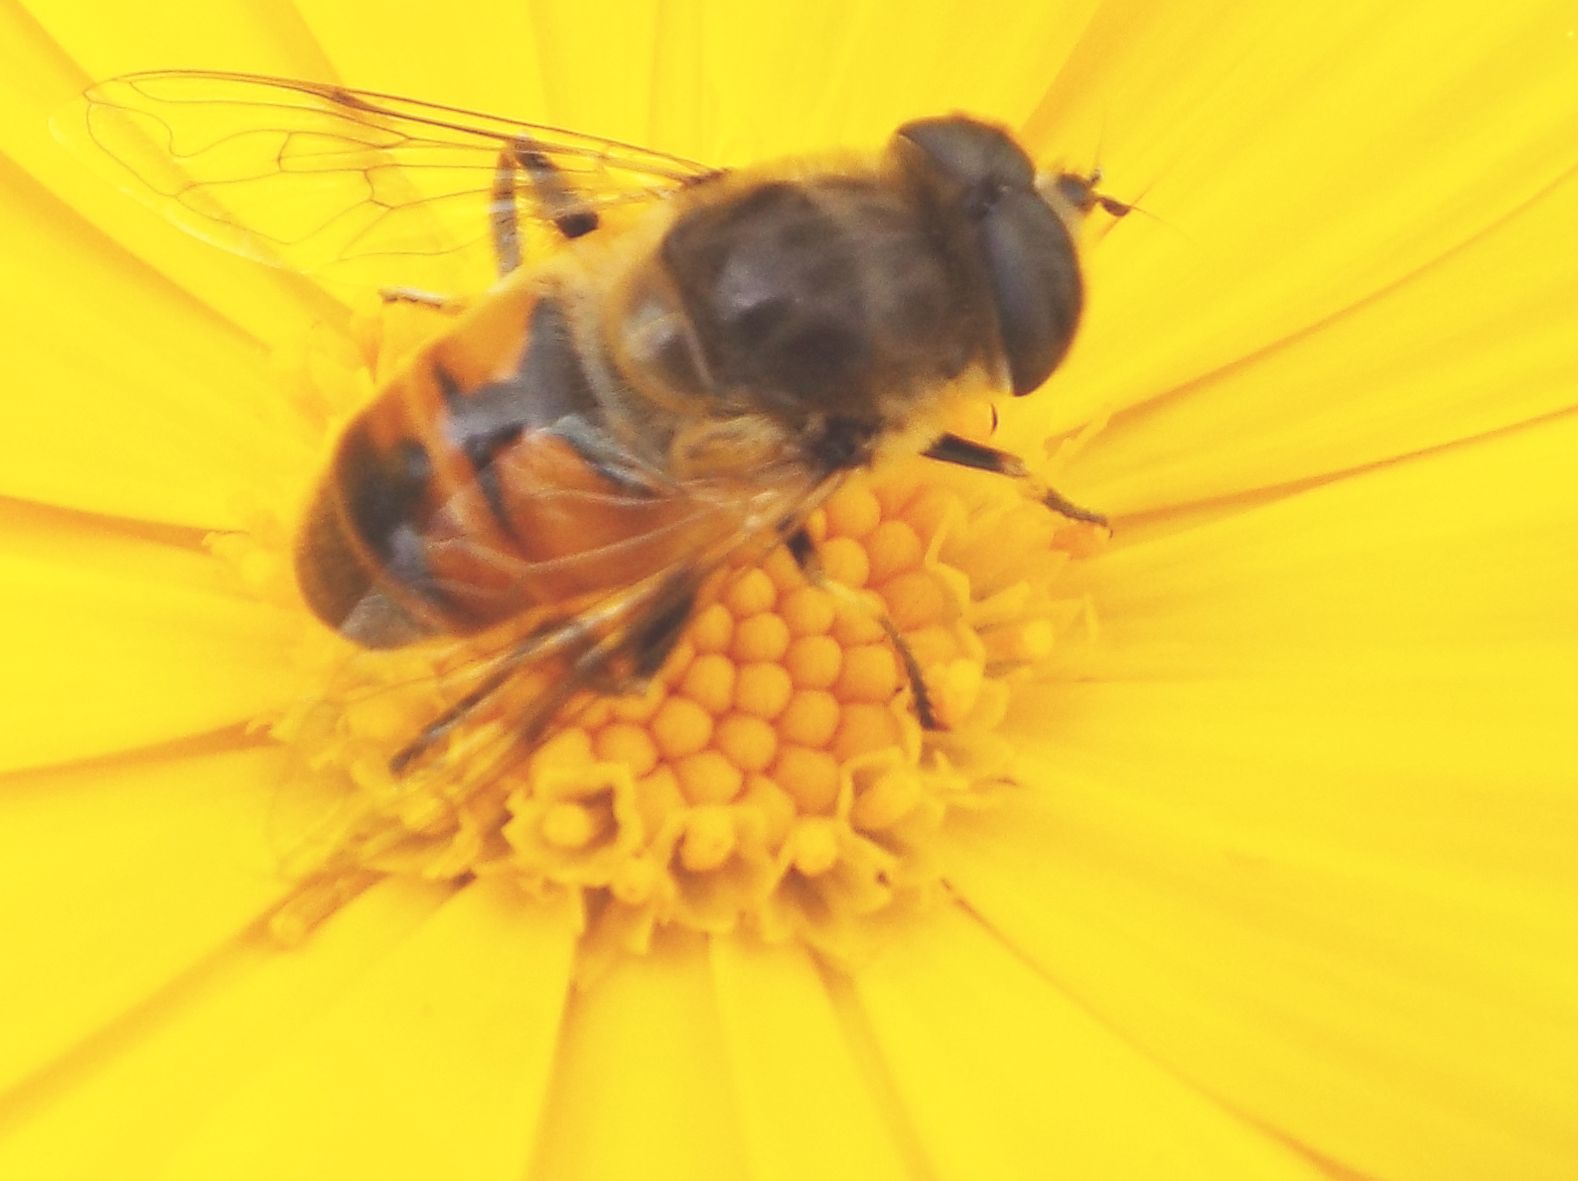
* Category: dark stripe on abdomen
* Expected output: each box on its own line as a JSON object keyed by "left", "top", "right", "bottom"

{"left": 436, "top": 296, "right": 614, "bottom": 536}
{"left": 311, "top": 417, "right": 464, "bottom": 645}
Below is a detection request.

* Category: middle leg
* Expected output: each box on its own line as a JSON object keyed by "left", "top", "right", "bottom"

{"left": 785, "top": 524, "right": 940, "bottom": 731}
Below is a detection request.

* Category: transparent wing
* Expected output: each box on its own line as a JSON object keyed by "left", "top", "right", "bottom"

{"left": 57, "top": 70, "right": 719, "bottom": 292}
{"left": 269, "top": 461, "right": 838, "bottom": 887}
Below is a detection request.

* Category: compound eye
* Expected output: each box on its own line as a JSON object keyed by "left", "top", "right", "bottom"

{"left": 979, "top": 188, "right": 1083, "bottom": 395}
{"left": 896, "top": 116, "right": 1035, "bottom": 194}
{"left": 894, "top": 116, "right": 1084, "bottom": 396}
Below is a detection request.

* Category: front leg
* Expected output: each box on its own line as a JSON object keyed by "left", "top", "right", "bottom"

{"left": 922, "top": 432, "right": 1107, "bottom": 527}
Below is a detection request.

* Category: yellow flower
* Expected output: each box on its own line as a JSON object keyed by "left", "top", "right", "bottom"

{"left": 4, "top": 1, "right": 1578, "bottom": 1179}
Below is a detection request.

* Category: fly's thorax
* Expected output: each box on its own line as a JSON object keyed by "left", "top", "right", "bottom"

{"left": 599, "top": 255, "right": 717, "bottom": 419}
{"left": 605, "top": 167, "right": 992, "bottom": 440}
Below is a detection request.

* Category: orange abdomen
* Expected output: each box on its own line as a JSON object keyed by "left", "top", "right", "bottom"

{"left": 295, "top": 285, "right": 728, "bottom": 647}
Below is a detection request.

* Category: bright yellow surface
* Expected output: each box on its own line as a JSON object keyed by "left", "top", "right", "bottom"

{"left": 2, "top": 0, "right": 1576, "bottom": 1178}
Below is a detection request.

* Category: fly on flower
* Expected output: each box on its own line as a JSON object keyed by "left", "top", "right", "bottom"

{"left": 59, "top": 70, "right": 1120, "bottom": 874}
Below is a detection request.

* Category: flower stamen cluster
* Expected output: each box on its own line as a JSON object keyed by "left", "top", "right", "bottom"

{"left": 229, "top": 306, "right": 1103, "bottom": 967}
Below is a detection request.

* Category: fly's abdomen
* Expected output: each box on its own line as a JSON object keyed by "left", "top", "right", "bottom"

{"left": 295, "top": 286, "right": 740, "bottom": 648}
{"left": 294, "top": 402, "right": 453, "bottom": 648}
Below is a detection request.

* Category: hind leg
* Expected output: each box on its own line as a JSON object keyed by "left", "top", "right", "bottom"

{"left": 490, "top": 137, "right": 602, "bottom": 277}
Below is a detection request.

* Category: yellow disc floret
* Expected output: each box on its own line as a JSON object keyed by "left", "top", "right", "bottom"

{"left": 247, "top": 302, "right": 1106, "bottom": 969}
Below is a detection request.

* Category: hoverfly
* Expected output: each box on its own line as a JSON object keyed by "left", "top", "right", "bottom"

{"left": 63, "top": 70, "right": 1120, "bottom": 784}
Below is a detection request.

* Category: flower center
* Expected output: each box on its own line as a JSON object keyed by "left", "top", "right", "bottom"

{"left": 231, "top": 303, "right": 1102, "bottom": 971}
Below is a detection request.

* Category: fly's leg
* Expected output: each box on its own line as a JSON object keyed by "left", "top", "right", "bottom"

{"left": 579, "top": 575, "right": 698, "bottom": 698}
{"left": 922, "top": 432, "right": 1108, "bottom": 527}
{"left": 387, "top": 568, "right": 698, "bottom": 777}
{"left": 492, "top": 137, "right": 603, "bottom": 277}
{"left": 785, "top": 526, "right": 940, "bottom": 731}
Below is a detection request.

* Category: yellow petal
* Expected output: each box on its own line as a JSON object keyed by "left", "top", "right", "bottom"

{"left": 491, "top": 0, "right": 1102, "bottom": 162}
{"left": 2, "top": 0, "right": 339, "bottom": 306}
{"left": 779, "top": 0, "right": 1101, "bottom": 152}
{"left": 0, "top": 152, "right": 324, "bottom": 525}
{"left": 529, "top": 933, "right": 749, "bottom": 1180}
{"left": 0, "top": 500, "right": 305, "bottom": 773}
{"left": 154, "top": 880, "right": 575, "bottom": 1180}
{"left": 959, "top": 407, "right": 1578, "bottom": 1174}
{"left": 851, "top": 905, "right": 1332, "bottom": 1179}
{"left": 950, "top": 412, "right": 1578, "bottom": 1177}
{"left": 1055, "top": 404, "right": 1578, "bottom": 681}
{"left": 710, "top": 936, "right": 912, "bottom": 1181}
{"left": 0, "top": 879, "right": 450, "bottom": 1180}
{"left": 1064, "top": 164, "right": 1578, "bottom": 515}
{"left": 0, "top": 744, "right": 288, "bottom": 1095}
{"left": 15, "top": 0, "right": 330, "bottom": 80}
{"left": 9, "top": 5, "right": 1573, "bottom": 1179}
{"left": 1002, "top": 1, "right": 1578, "bottom": 488}
{"left": 941, "top": 732, "right": 1578, "bottom": 1180}
{"left": 291, "top": 1, "right": 549, "bottom": 118}
{"left": 0, "top": 5, "right": 338, "bottom": 515}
